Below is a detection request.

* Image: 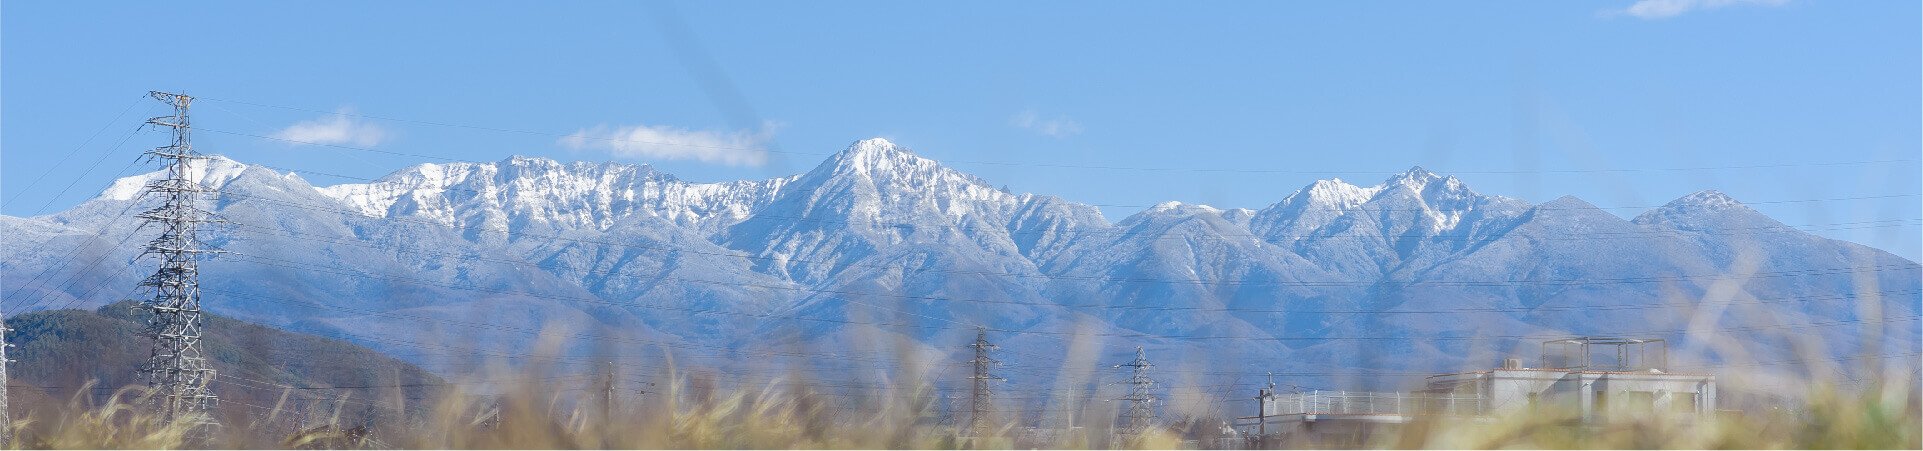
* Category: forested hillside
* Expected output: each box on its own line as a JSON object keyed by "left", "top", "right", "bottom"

{"left": 5, "top": 301, "right": 447, "bottom": 445}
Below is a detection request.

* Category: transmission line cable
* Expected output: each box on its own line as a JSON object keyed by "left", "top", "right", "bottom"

{"left": 221, "top": 219, "right": 1917, "bottom": 316}
{"left": 205, "top": 251, "right": 1921, "bottom": 343}
{"left": 193, "top": 96, "right": 1921, "bottom": 175}
{"left": 4, "top": 96, "right": 149, "bottom": 210}
{"left": 211, "top": 190, "right": 1919, "bottom": 288}
{"left": 206, "top": 162, "right": 1922, "bottom": 245}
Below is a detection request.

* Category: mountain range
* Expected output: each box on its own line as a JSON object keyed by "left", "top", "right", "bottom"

{"left": 3, "top": 138, "right": 1916, "bottom": 412}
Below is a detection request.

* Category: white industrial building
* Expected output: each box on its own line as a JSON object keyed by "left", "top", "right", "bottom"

{"left": 1234, "top": 338, "right": 1716, "bottom": 448}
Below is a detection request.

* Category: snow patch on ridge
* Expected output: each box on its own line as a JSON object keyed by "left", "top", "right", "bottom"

{"left": 1631, "top": 190, "right": 1767, "bottom": 231}
{"left": 1384, "top": 166, "right": 1443, "bottom": 192}
{"left": 1145, "top": 201, "right": 1230, "bottom": 214}
{"left": 1667, "top": 190, "right": 1743, "bottom": 210}
{"left": 1285, "top": 179, "right": 1382, "bottom": 210}
{"left": 100, "top": 155, "right": 251, "bottom": 200}
{"left": 806, "top": 138, "right": 1017, "bottom": 221}
{"left": 313, "top": 156, "right": 794, "bottom": 230}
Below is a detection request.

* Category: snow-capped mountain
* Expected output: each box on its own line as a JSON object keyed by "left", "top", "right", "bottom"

{"left": 316, "top": 155, "right": 794, "bottom": 234}
{"left": 3, "top": 138, "right": 1916, "bottom": 397}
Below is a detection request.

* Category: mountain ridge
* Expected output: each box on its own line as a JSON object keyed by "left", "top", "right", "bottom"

{"left": 5, "top": 137, "right": 1915, "bottom": 396}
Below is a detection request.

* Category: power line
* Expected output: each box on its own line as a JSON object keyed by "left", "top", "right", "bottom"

{"left": 196, "top": 287, "right": 969, "bottom": 368}
{"left": 214, "top": 250, "right": 1919, "bottom": 343}
{"left": 176, "top": 272, "right": 1907, "bottom": 406}
{"left": 207, "top": 161, "right": 1921, "bottom": 244}
{"left": 15, "top": 95, "right": 1918, "bottom": 432}
{"left": 1667, "top": 352, "right": 1923, "bottom": 371}
{"left": 211, "top": 348, "right": 1253, "bottom": 408}
{"left": 212, "top": 190, "right": 1921, "bottom": 289}
{"left": 192, "top": 95, "right": 1922, "bottom": 175}
{"left": 17, "top": 127, "right": 149, "bottom": 218}
{"left": 202, "top": 338, "right": 1234, "bottom": 411}
{"left": 1, "top": 203, "right": 150, "bottom": 314}
{"left": 197, "top": 128, "right": 462, "bottom": 162}
{"left": 205, "top": 251, "right": 1915, "bottom": 370}
{"left": 200, "top": 146, "right": 1922, "bottom": 217}
{"left": 197, "top": 287, "right": 1357, "bottom": 400}
{"left": 15, "top": 305, "right": 1907, "bottom": 427}
{"left": 1, "top": 115, "right": 176, "bottom": 313}
{"left": 4, "top": 95, "right": 150, "bottom": 212}
{"left": 15, "top": 98, "right": 1906, "bottom": 305}
{"left": 16, "top": 285, "right": 1890, "bottom": 418}
{"left": 148, "top": 287, "right": 1923, "bottom": 389}
{"left": 187, "top": 214, "right": 1915, "bottom": 387}
{"left": 219, "top": 218, "right": 1920, "bottom": 318}
{"left": 195, "top": 97, "right": 818, "bottom": 156}
{"left": 221, "top": 163, "right": 1923, "bottom": 240}
{"left": 93, "top": 236, "right": 1907, "bottom": 397}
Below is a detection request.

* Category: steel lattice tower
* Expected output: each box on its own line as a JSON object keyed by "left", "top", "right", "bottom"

{"left": 135, "top": 91, "right": 225, "bottom": 427}
{"left": 965, "top": 327, "right": 1003, "bottom": 438}
{"left": 1111, "top": 347, "right": 1157, "bottom": 437}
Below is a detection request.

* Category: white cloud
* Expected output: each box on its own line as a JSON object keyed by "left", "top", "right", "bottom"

{"left": 1010, "top": 109, "right": 1083, "bottom": 137}
{"left": 270, "top": 109, "right": 388, "bottom": 147}
{"left": 1613, "top": 0, "right": 1788, "bottom": 19}
{"left": 558, "top": 122, "right": 775, "bottom": 167}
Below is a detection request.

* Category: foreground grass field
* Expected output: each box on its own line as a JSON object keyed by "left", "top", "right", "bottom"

{"left": 11, "top": 302, "right": 1915, "bottom": 449}
{"left": 7, "top": 367, "right": 1915, "bottom": 449}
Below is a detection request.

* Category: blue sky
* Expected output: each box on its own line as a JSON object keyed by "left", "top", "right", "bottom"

{"left": 4, "top": 1, "right": 1918, "bottom": 260}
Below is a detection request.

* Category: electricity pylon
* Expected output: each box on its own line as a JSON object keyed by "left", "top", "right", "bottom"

{"left": 1111, "top": 347, "right": 1157, "bottom": 437}
{"left": 134, "top": 91, "right": 226, "bottom": 429}
{"left": 966, "top": 327, "right": 1004, "bottom": 440}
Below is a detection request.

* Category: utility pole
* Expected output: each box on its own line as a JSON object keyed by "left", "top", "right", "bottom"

{"left": 1111, "top": 347, "right": 1158, "bottom": 438}
{"left": 601, "top": 361, "right": 615, "bottom": 422}
{"left": 134, "top": 91, "right": 225, "bottom": 430}
{"left": 1254, "top": 372, "right": 1276, "bottom": 447}
{"left": 0, "top": 311, "right": 13, "bottom": 448}
{"left": 966, "top": 327, "right": 1004, "bottom": 441}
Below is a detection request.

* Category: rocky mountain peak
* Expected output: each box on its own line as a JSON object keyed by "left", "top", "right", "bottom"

{"left": 1282, "top": 178, "right": 1380, "bottom": 210}
{"left": 1384, "top": 166, "right": 1441, "bottom": 189}
{"left": 817, "top": 138, "right": 939, "bottom": 177}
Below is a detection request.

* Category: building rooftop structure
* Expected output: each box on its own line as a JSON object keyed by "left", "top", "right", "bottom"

{"left": 1541, "top": 337, "right": 1668, "bottom": 372}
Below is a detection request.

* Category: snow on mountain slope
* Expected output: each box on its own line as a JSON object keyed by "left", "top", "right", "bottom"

{"left": 719, "top": 139, "right": 1099, "bottom": 334}
{"left": 4, "top": 140, "right": 1916, "bottom": 395}
{"left": 3, "top": 155, "right": 701, "bottom": 368}
{"left": 1632, "top": 190, "right": 1922, "bottom": 358}
{"left": 1004, "top": 193, "right": 1110, "bottom": 262}
{"left": 96, "top": 155, "right": 254, "bottom": 202}
{"left": 1037, "top": 201, "right": 1329, "bottom": 359}
{"left": 1249, "top": 168, "right": 1534, "bottom": 281}
{"left": 316, "top": 156, "right": 795, "bottom": 235}
{"left": 725, "top": 139, "right": 1070, "bottom": 286}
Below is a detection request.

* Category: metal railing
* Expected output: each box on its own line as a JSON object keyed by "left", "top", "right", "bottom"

{"left": 1269, "top": 390, "right": 1486, "bottom": 416}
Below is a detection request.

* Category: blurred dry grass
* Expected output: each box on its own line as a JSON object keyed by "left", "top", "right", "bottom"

{"left": 1389, "top": 382, "right": 1919, "bottom": 449}
{"left": 11, "top": 278, "right": 1917, "bottom": 449}
{"left": 9, "top": 382, "right": 203, "bottom": 449}
{"left": 3, "top": 359, "right": 1913, "bottom": 449}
